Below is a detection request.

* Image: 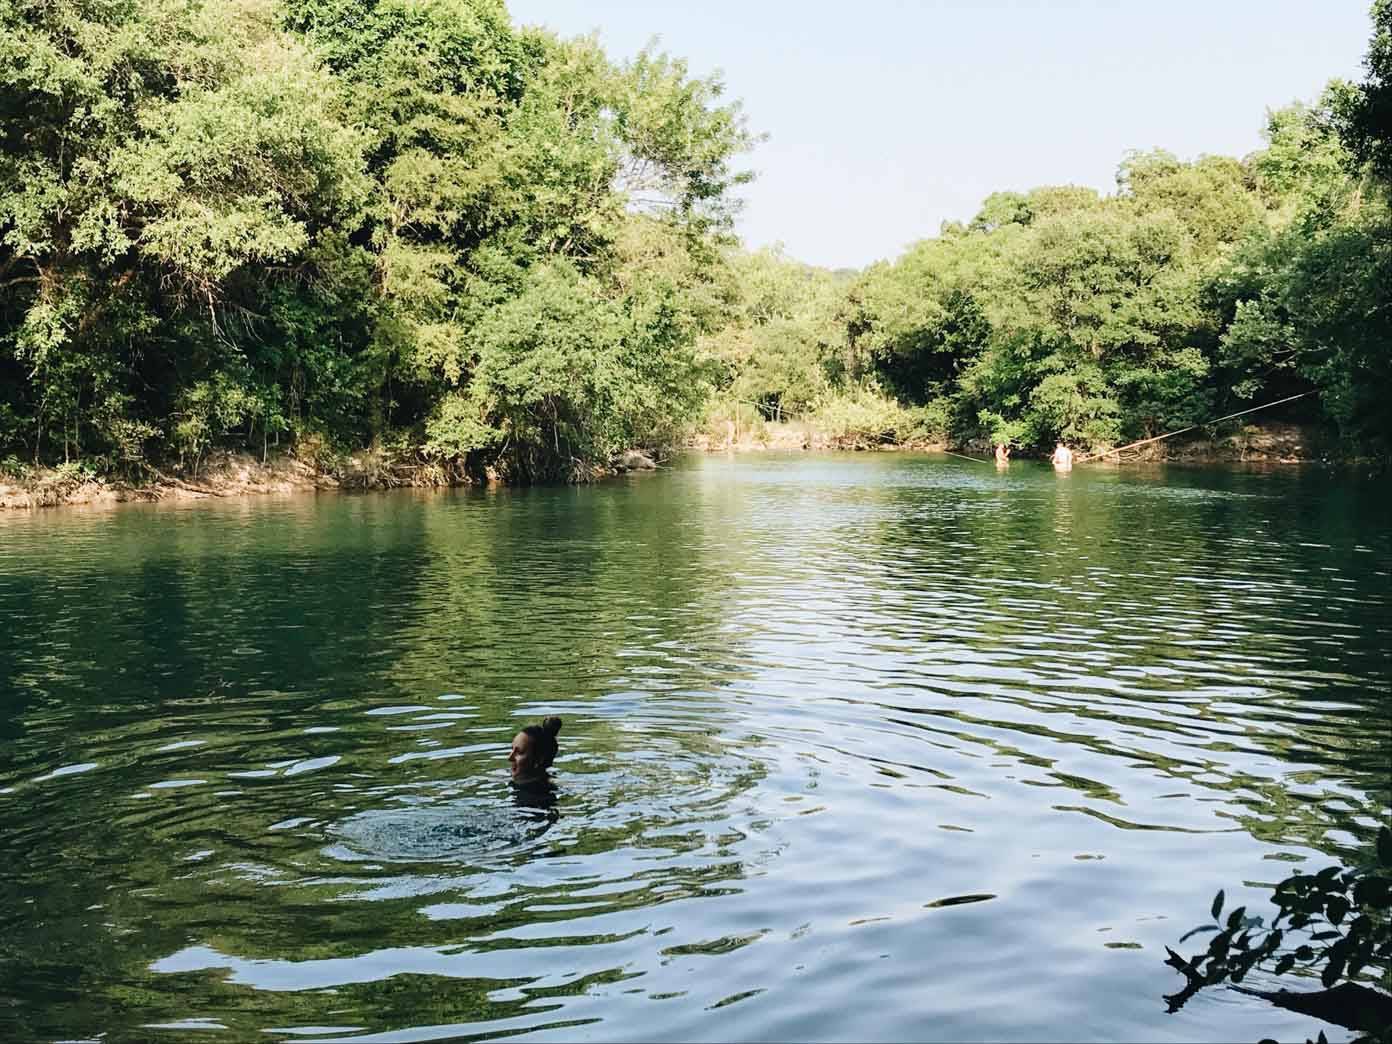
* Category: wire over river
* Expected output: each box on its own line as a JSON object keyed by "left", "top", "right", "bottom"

{"left": 943, "top": 391, "right": 1317, "bottom": 465}
{"left": 1074, "top": 391, "right": 1317, "bottom": 463}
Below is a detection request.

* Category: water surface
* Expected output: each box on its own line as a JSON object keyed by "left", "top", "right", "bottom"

{"left": 1, "top": 453, "right": 1388, "bottom": 1042}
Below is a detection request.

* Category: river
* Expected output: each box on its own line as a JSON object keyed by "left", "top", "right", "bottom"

{"left": 0, "top": 453, "right": 1388, "bottom": 1043}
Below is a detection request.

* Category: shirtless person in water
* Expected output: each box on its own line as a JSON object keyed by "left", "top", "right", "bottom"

{"left": 1051, "top": 442, "right": 1073, "bottom": 470}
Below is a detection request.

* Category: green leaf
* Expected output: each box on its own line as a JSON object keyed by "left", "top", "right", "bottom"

{"left": 1325, "top": 895, "right": 1350, "bottom": 925}
{"left": 1178, "top": 924, "right": 1220, "bottom": 943}
{"left": 1353, "top": 876, "right": 1390, "bottom": 907}
{"left": 1320, "top": 953, "right": 1345, "bottom": 988}
{"left": 1211, "top": 889, "right": 1225, "bottom": 921}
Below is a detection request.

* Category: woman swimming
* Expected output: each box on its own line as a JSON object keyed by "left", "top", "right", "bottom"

{"left": 509, "top": 716, "right": 562, "bottom": 784}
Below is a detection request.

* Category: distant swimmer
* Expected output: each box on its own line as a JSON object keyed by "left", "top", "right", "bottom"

{"left": 994, "top": 443, "right": 1011, "bottom": 466}
{"left": 1051, "top": 442, "right": 1074, "bottom": 470}
{"left": 509, "top": 716, "right": 563, "bottom": 784}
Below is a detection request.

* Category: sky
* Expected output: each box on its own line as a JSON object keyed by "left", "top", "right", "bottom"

{"left": 505, "top": 0, "right": 1374, "bottom": 270}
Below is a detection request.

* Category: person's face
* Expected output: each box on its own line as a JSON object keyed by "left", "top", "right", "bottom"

{"left": 509, "top": 731, "right": 536, "bottom": 780}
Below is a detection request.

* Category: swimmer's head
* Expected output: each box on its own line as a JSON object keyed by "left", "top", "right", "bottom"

{"left": 510, "top": 716, "right": 562, "bottom": 781}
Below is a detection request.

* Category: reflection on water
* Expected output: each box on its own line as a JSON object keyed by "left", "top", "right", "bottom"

{"left": 0, "top": 454, "right": 1388, "bottom": 1042}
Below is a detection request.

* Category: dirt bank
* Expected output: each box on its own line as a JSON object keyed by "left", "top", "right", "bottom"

{"left": 1086, "top": 421, "right": 1334, "bottom": 465}
{"left": 0, "top": 444, "right": 669, "bottom": 511}
{"left": 0, "top": 422, "right": 1355, "bottom": 511}
{"left": 0, "top": 443, "right": 496, "bottom": 509}
{"left": 687, "top": 419, "right": 1332, "bottom": 463}
{"left": 0, "top": 451, "right": 344, "bottom": 510}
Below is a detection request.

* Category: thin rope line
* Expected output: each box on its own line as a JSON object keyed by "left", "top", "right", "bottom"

{"left": 1075, "top": 391, "right": 1316, "bottom": 463}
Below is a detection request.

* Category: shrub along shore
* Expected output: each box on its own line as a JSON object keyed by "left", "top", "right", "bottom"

{"left": 2, "top": 1, "right": 1390, "bottom": 499}
{"left": 0, "top": 418, "right": 1346, "bottom": 511}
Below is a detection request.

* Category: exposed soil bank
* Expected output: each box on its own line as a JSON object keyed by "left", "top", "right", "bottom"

{"left": 691, "top": 420, "right": 1347, "bottom": 466}
{"left": 0, "top": 445, "right": 665, "bottom": 511}
{"left": 1095, "top": 421, "right": 1335, "bottom": 465}
{"left": 0, "top": 422, "right": 1371, "bottom": 511}
{"left": 0, "top": 451, "right": 342, "bottom": 510}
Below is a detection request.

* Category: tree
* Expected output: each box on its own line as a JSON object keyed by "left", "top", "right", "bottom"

{"left": 1341, "top": 0, "right": 1392, "bottom": 183}
{"left": 818, "top": 74, "right": 1389, "bottom": 459}
{"left": 699, "top": 247, "right": 842, "bottom": 421}
{"left": 0, "top": 0, "right": 760, "bottom": 480}
{"left": 0, "top": 0, "right": 367, "bottom": 468}
{"left": 1212, "top": 89, "right": 1391, "bottom": 454}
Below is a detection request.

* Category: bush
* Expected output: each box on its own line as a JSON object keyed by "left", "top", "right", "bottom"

{"left": 808, "top": 385, "right": 932, "bottom": 448}
{"left": 0, "top": 455, "right": 31, "bottom": 481}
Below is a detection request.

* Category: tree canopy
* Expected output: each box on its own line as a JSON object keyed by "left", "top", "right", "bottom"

{"left": 0, "top": 0, "right": 752, "bottom": 480}
{"left": 830, "top": 84, "right": 1390, "bottom": 455}
{"left": 1, "top": 0, "right": 1388, "bottom": 480}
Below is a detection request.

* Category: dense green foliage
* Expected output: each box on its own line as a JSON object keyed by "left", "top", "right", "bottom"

{"left": 701, "top": 35, "right": 1392, "bottom": 459}
{"left": 2, "top": 0, "right": 1389, "bottom": 480}
{"left": 0, "top": 0, "right": 750, "bottom": 481}
{"left": 832, "top": 92, "right": 1391, "bottom": 455}
{"left": 700, "top": 247, "right": 841, "bottom": 422}
{"left": 1343, "top": 0, "right": 1392, "bottom": 181}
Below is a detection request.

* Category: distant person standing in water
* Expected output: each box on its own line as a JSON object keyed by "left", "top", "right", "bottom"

{"left": 994, "top": 443, "right": 1011, "bottom": 466}
{"left": 509, "top": 716, "right": 562, "bottom": 784}
{"left": 1051, "top": 442, "right": 1074, "bottom": 470}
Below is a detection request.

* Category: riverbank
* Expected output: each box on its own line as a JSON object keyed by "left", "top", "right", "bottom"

{"left": 1083, "top": 421, "right": 1335, "bottom": 465}
{"left": 687, "top": 419, "right": 1338, "bottom": 464}
{"left": 0, "top": 451, "right": 339, "bottom": 510}
{"left": 0, "top": 421, "right": 1360, "bottom": 510}
{"left": 0, "top": 445, "right": 667, "bottom": 510}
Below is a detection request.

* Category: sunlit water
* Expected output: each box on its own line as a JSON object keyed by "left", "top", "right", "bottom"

{"left": 1, "top": 453, "right": 1388, "bottom": 1043}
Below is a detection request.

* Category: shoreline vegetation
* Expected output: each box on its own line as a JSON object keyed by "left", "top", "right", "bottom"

{"left": 2, "top": 0, "right": 1390, "bottom": 505}
{"left": 0, "top": 418, "right": 1348, "bottom": 511}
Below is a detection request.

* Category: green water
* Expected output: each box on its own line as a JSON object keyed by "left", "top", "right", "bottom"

{"left": 0, "top": 453, "right": 1388, "bottom": 1043}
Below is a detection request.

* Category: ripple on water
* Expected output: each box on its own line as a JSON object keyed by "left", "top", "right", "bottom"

{"left": 0, "top": 455, "right": 1387, "bottom": 1043}
{"left": 327, "top": 800, "right": 555, "bottom": 864}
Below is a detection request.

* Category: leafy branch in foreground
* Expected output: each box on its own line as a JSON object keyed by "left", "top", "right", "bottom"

{"left": 1164, "top": 825, "right": 1392, "bottom": 1042}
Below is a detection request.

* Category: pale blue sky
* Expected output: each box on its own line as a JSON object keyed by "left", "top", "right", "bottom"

{"left": 506, "top": 1, "right": 1373, "bottom": 269}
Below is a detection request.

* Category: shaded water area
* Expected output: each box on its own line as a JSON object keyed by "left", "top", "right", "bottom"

{"left": 1, "top": 453, "right": 1389, "bottom": 1043}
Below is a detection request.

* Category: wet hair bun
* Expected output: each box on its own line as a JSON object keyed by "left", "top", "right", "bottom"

{"left": 541, "top": 716, "right": 562, "bottom": 738}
